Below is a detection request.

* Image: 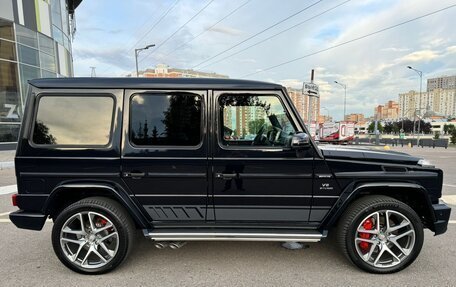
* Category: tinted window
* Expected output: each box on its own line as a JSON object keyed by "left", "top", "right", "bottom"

{"left": 33, "top": 96, "right": 114, "bottom": 145}
{"left": 130, "top": 93, "right": 202, "bottom": 146}
{"left": 219, "top": 94, "right": 297, "bottom": 147}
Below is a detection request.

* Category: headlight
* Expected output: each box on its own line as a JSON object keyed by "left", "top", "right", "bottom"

{"left": 418, "top": 158, "right": 434, "bottom": 168}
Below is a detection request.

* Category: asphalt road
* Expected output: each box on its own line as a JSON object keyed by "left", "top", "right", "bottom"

{"left": 0, "top": 146, "right": 455, "bottom": 286}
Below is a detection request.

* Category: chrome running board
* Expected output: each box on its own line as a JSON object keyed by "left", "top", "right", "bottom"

{"left": 143, "top": 229, "right": 325, "bottom": 242}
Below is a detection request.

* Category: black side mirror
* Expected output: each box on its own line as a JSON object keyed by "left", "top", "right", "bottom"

{"left": 291, "top": 132, "right": 311, "bottom": 149}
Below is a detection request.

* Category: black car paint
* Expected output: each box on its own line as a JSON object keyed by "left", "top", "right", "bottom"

{"left": 10, "top": 78, "right": 450, "bottom": 235}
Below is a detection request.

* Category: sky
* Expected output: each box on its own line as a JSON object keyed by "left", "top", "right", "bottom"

{"left": 72, "top": 0, "right": 456, "bottom": 120}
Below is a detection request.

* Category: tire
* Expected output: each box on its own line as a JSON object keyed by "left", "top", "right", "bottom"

{"left": 51, "top": 197, "right": 136, "bottom": 274}
{"left": 337, "top": 195, "right": 424, "bottom": 274}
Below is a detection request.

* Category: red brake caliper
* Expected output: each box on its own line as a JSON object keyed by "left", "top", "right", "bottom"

{"left": 95, "top": 217, "right": 108, "bottom": 228}
{"left": 359, "top": 218, "right": 374, "bottom": 253}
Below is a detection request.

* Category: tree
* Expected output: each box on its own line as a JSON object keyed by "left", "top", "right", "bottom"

{"left": 443, "top": 124, "right": 449, "bottom": 135}
{"left": 367, "top": 122, "right": 383, "bottom": 133}
{"left": 33, "top": 121, "right": 56, "bottom": 144}
{"left": 434, "top": 131, "right": 440, "bottom": 140}
{"left": 248, "top": 119, "right": 265, "bottom": 134}
{"left": 451, "top": 129, "right": 456, "bottom": 145}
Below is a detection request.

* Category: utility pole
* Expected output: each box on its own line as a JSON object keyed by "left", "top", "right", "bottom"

{"left": 90, "top": 66, "right": 96, "bottom": 77}
{"left": 334, "top": 80, "right": 347, "bottom": 121}
{"left": 308, "top": 69, "right": 315, "bottom": 131}
{"left": 407, "top": 66, "right": 423, "bottom": 146}
{"left": 135, "top": 44, "right": 155, "bottom": 77}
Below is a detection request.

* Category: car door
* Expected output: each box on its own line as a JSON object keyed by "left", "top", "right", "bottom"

{"left": 212, "top": 90, "right": 315, "bottom": 226}
{"left": 121, "top": 89, "right": 212, "bottom": 226}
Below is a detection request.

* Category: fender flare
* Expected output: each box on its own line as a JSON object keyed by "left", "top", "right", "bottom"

{"left": 320, "top": 181, "right": 436, "bottom": 229}
{"left": 43, "top": 182, "right": 150, "bottom": 229}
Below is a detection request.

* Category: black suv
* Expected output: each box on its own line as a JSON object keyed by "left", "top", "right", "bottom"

{"left": 10, "top": 78, "right": 450, "bottom": 274}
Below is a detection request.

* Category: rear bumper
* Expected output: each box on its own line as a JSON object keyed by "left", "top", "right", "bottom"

{"left": 432, "top": 203, "right": 451, "bottom": 235}
{"left": 9, "top": 210, "right": 47, "bottom": 231}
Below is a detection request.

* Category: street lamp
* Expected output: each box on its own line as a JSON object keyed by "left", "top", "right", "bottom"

{"left": 334, "top": 81, "right": 347, "bottom": 121}
{"left": 407, "top": 65, "right": 423, "bottom": 145}
{"left": 135, "top": 44, "right": 155, "bottom": 77}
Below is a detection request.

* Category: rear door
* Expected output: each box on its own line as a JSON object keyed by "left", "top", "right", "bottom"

{"left": 121, "top": 89, "right": 211, "bottom": 226}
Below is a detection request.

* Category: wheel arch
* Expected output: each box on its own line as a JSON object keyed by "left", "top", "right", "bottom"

{"left": 44, "top": 182, "right": 150, "bottom": 229}
{"left": 321, "top": 182, "right": 436, "bottom": 230}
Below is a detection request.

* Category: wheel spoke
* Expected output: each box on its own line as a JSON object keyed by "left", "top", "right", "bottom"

{"left": 88, "top": 212, "right": 97, "bottom": 231}
{"left": 383, "top": 244, "right": 401, "bottom": 263}
{"left": 62, "top": 227, "right": 86, "bottom": 236}
{"left": 100, "top": 232, "right": 118, "bottom": 243}
{"left": 61, "top": 237, "right": 84, "bottom": 245}
{"left": 355, "top": 237, "right": 377, "bottom": 244}
{"left": 356, "top": 228, "right": 377, "bottom": 235}
{"left": 388, "top": 220, "right": 411, "bottom": 233}
{"left": 392, "top": 229, "right": 414, "bottom": 241}
{"left": 78, "top": 213, "right": 85, "bottom": 232}
{"left": 366, "top": 242, "right": 379, "bottom": 262}
{"left": 389, "top": 237, "right": 410, "bottom": 256}
{"left": 94, "top": 223, "right": 113, "bottom": 234}
{"left": 71, "top": 242, "right": 87, "bottom": 262}
{"left": 373, "top": 246, "right": 386, "bottom": 266}
{"left": 92, "top": 247, "right": 107, "bottom": 263}
{"left": 81, "top": 246, "right": 93, "bottom": 266}
{"left": 99, "top": 242, "right": 115, "bottom": 258}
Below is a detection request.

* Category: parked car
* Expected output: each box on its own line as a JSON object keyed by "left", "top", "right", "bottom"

{"left": 10, "top": 77, "right": 450, "bottom": 274}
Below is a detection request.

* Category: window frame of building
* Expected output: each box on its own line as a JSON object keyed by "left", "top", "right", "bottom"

{"left": 128, "top": 92, "right": 204, "bottom": 148}
{"left": 217, "top": 92, "right": 299, "bottom": 150}
{"left": 30, "top": 93, "right": 116, "bottom": 148}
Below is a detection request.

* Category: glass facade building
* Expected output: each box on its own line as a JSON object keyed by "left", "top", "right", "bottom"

{"left": 0, "top": 0, "right": 81, "bottom": 144}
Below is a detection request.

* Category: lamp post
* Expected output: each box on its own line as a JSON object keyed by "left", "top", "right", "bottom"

{"left": 135, "top": 44, "right": 155, "bottom": 77}
{"left": 407, "top": 66, "right": 423, "bottom": 145}
{"left": 334, "top": 81, "right": 347, "bottom": 121}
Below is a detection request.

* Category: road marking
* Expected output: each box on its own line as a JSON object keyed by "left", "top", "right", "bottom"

{"left": 443, "top": 184, "right": 456, "bottom": 188}
{"left": 0, "top": 184, "right": 17, "bottom": 195}
{"left": 442, "top": 195, "right": 456, "bottom": 206}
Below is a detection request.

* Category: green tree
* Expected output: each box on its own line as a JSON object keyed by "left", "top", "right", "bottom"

{"left": 434, "top": 131, "right": 440, "bottom": 140}
{"left": 451, "top": 129, "right": 456, "bottom": 145}
{"left": 368, "top": 122, "right": 383, "bottom": 133}
{"left": 443, "top": 124, "right": 449, "bottom": 135}
{"left": 248, "top": 119, "right": 265, "bottom": 134}
{"left": 33, "top": 121, "right": 56, "bottom": 144}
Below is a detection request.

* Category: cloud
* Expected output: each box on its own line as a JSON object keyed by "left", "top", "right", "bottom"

{"left": 397, "top": 50, "right": 440, "bottom": 63}
{"left": 208, "top": 25, "right": 243, "bottom": 36}
{"left": 381, "top": 47, "right": 410, "bottom": 52}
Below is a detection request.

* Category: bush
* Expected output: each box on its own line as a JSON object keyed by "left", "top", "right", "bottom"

{"left": 451, "top": 130, "right": 456, "bottom": 144}
{"left": 434, "top": 131, "right": 440, "bottom": 140}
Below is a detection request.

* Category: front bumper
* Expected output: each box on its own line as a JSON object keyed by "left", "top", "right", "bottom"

{"left": 432, "top": 203, "right": 451, "bottom": 235}
{"left": 9, "top": 210, "right": 47, "bottom": 231}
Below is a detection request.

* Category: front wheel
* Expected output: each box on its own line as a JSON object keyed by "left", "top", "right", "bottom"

{"left": 337, "top": 195, "right": 424, "bottom": 273}
{"left": 51, "top": 197, "right": 135, "bottom": 274}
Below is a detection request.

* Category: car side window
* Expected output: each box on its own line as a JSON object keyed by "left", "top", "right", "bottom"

{"left": 130, "top": 92, "right": 202, "bottom": 146}
{"left": 32, "top": 95, "right": 114, "bottom": 146}
{"left": 219, "top": 94, "right": 297, "bottom": 147}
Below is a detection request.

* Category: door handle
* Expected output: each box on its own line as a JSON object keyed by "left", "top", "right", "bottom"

{"left": 124, "top": 171, "right": 146, "bottom": 179}
{"left": 215, "top": 173, "right": 237, "bottom": 180}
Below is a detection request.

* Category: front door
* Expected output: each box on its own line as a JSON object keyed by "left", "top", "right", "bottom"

{"left": 212, "top": 90, "right": 315, "bottom": 226}
{"left": 121, "top": 89, "right": 211, "bottom": 226}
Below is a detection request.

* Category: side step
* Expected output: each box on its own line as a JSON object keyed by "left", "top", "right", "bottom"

{"left": 143, "top": 229, "right": 326, "bottom": 242}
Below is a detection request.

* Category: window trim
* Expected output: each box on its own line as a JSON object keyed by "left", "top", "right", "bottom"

{"left": 29, "top": 93, "right": 116, "bottom": 148}
{"left": 216, "top": 91, "right": 299, "bottom": 151}
{"left": 127, "top": 91, "right": 205, "bottom": 149}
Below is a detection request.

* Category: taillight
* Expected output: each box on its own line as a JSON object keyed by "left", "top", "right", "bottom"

{"left": 12, "top": 194, "right": 18, "bottom": 207}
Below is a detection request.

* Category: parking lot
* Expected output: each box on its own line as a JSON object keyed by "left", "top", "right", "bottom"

{"left": 0, "top": 146, "right": 455, "bottom": 286}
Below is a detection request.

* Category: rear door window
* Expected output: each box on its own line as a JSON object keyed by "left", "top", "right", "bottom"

{"left": 32, "top": 95, "right": 114, "bottom": 146}
{"left": 129, "top": 92, "right": 202, "bottom": 146}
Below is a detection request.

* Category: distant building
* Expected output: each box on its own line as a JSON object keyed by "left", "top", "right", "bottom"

{"left": 427, "top": 75, "right": 456, "bottom": 92}
{"left": 132, "top": 64, "right": 229, "bottom": 79}
{"left": 399, "top": 89, "right": 456, "bottom": 119}
{"left": 318, "top": 114, "right": 332, "bottom": 124}
{"left": 286, "top": 87, "right": 320, "bottom": 122}
{"left": 344, "top": 113, "right": 365, "bottom": 123}
{"left": 374, "top": 100, "right": 399, "bottom": 121}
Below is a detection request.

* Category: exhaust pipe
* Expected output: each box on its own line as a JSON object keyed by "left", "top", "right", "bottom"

{"left": 169, "top": 241, "right": 187, "bottom": 249}
{"left": 154, "top": 242, "right": 169, "bottom": 249}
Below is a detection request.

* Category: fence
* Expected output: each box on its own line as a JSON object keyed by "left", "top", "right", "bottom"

{"left": 353, "top": 137, "right": 449, "bottom": 148}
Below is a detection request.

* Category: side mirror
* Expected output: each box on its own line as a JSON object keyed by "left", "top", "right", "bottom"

{"left": 291, "top": 132, "right": 311, "bottom": 149}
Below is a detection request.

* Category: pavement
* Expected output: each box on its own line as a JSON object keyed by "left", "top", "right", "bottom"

{"left": 0, "top": 146, "right": 455, "bottom": 286}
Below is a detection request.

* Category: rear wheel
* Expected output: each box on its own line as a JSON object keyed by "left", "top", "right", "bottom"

{"left": 337, "top": 195, "right": 424, "bottom": 273}
{"left": 51, "top": 197, "right": 135, "bottom": 274}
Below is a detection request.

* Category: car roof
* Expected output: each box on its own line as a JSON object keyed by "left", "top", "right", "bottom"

{"left": 29, "top": 77, "right": 283, "bottom": 90}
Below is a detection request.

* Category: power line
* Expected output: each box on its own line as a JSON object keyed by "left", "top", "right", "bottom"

{"left": 127, "top": 0, "right": 181, "bottom": 54}
{"left": 163, "top": 0, "right": 252, "bottom": 58}
{"left": 140, "top": 0, "right": 216, "bottom": 64}
{"left": 199, "top": 0, "right": 350, "bottom": 70}
{"left": 191, "top": 0, "right": 324, "bottom": 69}
{"left": 240, "top": 4, "right": 456, "bottom": 78}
